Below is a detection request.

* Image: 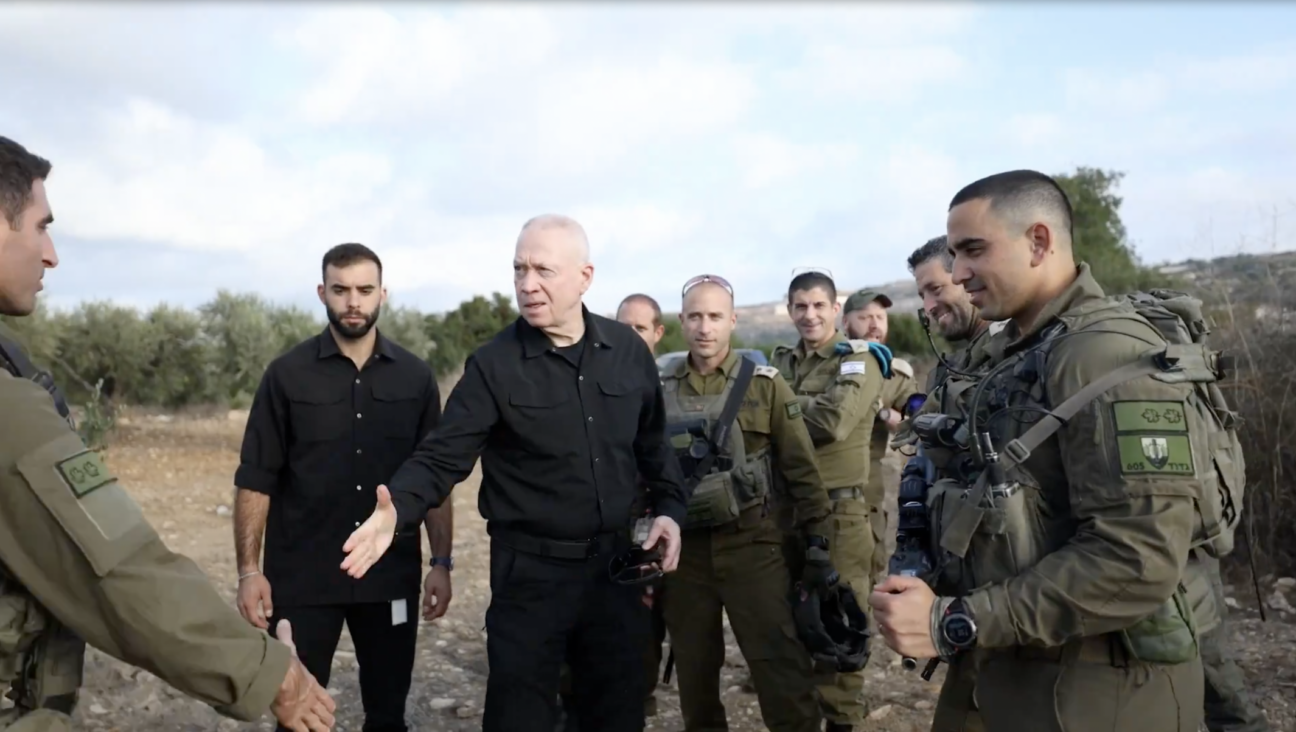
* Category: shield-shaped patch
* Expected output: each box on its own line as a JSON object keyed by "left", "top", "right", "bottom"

{"left": 1141, "top": 437, "right": 1169, "bottom": 469}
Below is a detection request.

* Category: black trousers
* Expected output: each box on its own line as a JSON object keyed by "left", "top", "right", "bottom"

{"left": 485, "top": 533, "right": 651, "bottom": 732}
{"left": 269, "top": 598, "right": 419, "bottom": 732}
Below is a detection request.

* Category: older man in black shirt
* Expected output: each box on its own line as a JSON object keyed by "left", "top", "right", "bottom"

{"left": 233, "top": 243, "right": 453, "bottom": 732}
{"left": 339, "top": 214, "right": 688, "bottom": 732}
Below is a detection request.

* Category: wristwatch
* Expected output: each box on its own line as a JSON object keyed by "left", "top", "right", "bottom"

{"left": 940, "top": 597, "right": 977, "bottom": 653}
{"left": 430, "top": 556, "right": 454, "bottom": 571}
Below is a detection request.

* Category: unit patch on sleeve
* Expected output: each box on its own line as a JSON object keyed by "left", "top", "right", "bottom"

{"left": 840, "top": 361, "right": 867, "bottom": 376}
{"left": 55, "top": 449, "right": 117, "bottom": 499}
{"left": 1111, "top": 400, "right": 1194, "bottom": 476}
{"left": 785, "top": 401, "right": 803, "bottom": 419}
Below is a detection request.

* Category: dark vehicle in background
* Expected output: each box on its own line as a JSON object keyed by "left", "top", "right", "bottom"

{"left": 655, "top": 348, "right": 768, "bottom": 375}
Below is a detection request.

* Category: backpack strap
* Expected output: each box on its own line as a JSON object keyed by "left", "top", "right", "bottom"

{"left": 999, "top": 354, "right": 1161, "bottom": 470}
{"left": 0, "top": 332, "right": 73, "bottom": 422}
{"left": 688, "top": 356, "right": 756, "bottom": 484}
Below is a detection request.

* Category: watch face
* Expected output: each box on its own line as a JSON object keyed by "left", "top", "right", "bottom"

{"left": 943, "top": 615, "right": 975, "bottom": 647}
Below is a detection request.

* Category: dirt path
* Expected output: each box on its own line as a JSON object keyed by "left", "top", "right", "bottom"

{"left": 65, "top": 412, "right": 1296, "bottom": 731}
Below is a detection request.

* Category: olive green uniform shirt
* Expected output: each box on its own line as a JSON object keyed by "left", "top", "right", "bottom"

{"left": 954, "top": 265, "right": 1204, "bottom": 649}
{"left": 666, "top": 348, "right": 832, "bottom": 534}
{"left": 866, "top": 359, "right": 918, "bottom": 504}
{"left": 771, "top": 331, "right": 886, "bottom": 490}
{"left": 0, "top": 371, "right": 290, "bottom": 721}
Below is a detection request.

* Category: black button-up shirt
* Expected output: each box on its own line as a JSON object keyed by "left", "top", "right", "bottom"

{"left": 235, "top": 327, "right": 441, "bottom": 605}
{"left": 386, "top": 306, "right": 688, "bottom": 541}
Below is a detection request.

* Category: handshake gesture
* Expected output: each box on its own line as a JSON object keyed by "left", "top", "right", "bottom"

{"left": 271, "top": 620, "right": 337, "bottom": 731}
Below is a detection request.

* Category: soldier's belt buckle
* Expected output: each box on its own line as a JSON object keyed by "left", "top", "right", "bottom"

{"left": 609, "top": 546, "right": 664, "bottom": 586}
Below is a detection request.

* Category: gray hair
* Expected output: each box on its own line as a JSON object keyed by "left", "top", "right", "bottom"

{"left": 518, "top": 213, "right": 591, "bottom": 263}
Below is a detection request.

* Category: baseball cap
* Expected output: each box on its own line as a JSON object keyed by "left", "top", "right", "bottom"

{"left": 842, "top": 289, "right": 893, "bottom": 314}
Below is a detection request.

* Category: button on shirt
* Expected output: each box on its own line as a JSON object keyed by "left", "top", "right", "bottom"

{"left": 235, "top": 327, "right": 441, "bottom": 605}
{"left": 385, "top": 306, "right": 689, "bottom": 541}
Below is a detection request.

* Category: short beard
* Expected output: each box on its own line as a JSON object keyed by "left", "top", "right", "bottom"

{"left": 328, "top": 304, "right": 381, "bottom": 340}
{"left": 938, "top": 304, "right": 977, "bottom": 342}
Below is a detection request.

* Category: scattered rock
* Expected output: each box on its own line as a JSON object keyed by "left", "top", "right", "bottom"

{"left": 455, "top": 704, "right": 479, "bottom": 719}
{"left": 89, "top": 704, "right": 108, "bottom": 715}
{"left": 1276, "top": 577, "right": 1296, "bottom": 590}
{"left": 214, "top": 505, "right": 232, "bottom": 518}
{"left": 429, "top": 698, "right": 457, "bottom": 710}
{"left": 915, "top": 700, "right": 934, "bottom": 710}
{"left": 1226, "top": 596, "right": 1241, "bottom": 610}
{"left": 869, "top": 704, "right": 894, "bottom": 720}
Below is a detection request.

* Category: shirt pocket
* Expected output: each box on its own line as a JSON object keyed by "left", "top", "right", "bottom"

{"left": 507, "top": 386, "right": 571, "bottom": 454}
{"left": 596, "top": 377, "right": 641, "bottom": 446}
{"left": 370, "top": 380, "right": 424, "bottom": 442}
{"left": 284, "top": 381, "right": 349, "bottom": 443}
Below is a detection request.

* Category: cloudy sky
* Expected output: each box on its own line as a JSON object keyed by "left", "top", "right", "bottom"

{"left": 4, "top": 2, "right": 1295, "bottom": 317}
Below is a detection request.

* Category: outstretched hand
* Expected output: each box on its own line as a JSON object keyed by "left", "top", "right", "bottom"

{"left": 271, "top": 620, "right": 336, "bottom": 731}
{"left": 642, "top": 515, "right": 681, "bottom": 573}
{"left": 340, "top": 485, "right": 398, "bottom": 579}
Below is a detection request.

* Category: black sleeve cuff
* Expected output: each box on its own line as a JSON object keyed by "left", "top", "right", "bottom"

{"left": 652, "top": 494, "right": 688, "bottom": 528}
{"left": 234, "top": 464, "right": 279, "bottom": 496}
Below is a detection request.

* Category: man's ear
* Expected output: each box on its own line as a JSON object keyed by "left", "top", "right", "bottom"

{"left": 1026, "top": 222, "right": 1052, "bottom": 266}
{"left": 317, "top": 284, "right": 326, "bottom": 305}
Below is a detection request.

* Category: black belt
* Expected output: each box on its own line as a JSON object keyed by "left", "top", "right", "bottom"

{"left": 488, "top": 525, "right": 622, "bottom": 560}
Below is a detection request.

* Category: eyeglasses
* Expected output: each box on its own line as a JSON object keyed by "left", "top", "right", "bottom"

{"left": 681, "top": 274, "right": 734, "bottom": 298}
{"left": 608, "top": 545, "right": 664, "bottom": 586}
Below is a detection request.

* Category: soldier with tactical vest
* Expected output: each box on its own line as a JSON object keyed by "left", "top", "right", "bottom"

{"left": 893, "top": 235, "right": 996, "bottom": 732}
{"left": 0, "top": 135, "right": 336, "bottom": 731}
{"left": 872, "top": 169, "right": 1250, "bottom": 731}
{"left": 659, "top": 274, "right": 839, "bottom": 732}
{"left": 841, "top": 289, "right": 918, "bottom": 586}
{"left": 771, "top": 271, "right": 890, "bottom": 732}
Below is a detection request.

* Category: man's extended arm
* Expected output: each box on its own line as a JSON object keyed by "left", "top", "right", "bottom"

{"left": 768, "top": 374, "right": 832, "bottom": 535}
{"left": 798, "top": 353, "right": 885, "bottom": 445}
{"left": 961, "top": 337, "right": 1200, "bottom": 648}
{"left": 0, "top": 375, "right": 294, "bottom": 721}
{"left": 386, "top": 354, "right": 497, "bottom": 533}
{"left": 631, "top": 342, "right": 688, "bottom": 527}
{"left": 235, "top": 490, "right": 270, "bottom": 574}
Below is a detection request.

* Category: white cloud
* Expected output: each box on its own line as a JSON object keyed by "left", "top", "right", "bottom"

{"left": 5, "top": 2, "right": 1296, "bottom": 318}
{"left": 44, "top": 98, "right": 393, "bottom": 254}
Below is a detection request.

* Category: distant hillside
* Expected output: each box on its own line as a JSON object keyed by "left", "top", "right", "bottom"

{"left": 684, "top": 249, "right": 1296, "bottom": 345}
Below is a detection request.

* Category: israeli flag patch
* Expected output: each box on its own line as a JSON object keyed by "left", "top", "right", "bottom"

{"left": 841, "top": 361, "right": 866, "bottom": 376}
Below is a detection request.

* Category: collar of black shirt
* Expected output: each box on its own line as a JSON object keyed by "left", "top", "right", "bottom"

{"left": 517, "top": 304, "right": 615, "bottom": 359}
{"left": 316, "top": 325, "right": 398, "bottom": 362}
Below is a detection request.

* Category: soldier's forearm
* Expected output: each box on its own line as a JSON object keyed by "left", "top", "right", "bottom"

{"left": 424, "top": 500, "right": 453, "bottom": 557}
{"left": 233, "top": 488, "right": 270, "bottom": 573}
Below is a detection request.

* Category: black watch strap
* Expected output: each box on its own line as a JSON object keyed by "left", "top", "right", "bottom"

{"left": 430, "top": 556, "right": 454, "bottom": 570}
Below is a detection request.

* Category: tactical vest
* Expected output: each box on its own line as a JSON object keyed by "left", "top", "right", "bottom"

{"left": 663, "top": 368, "right": 775, "bottom": 530}
{"left": 922, "top": 291, "right": 1238, "bottom": 664}
{"left": 0, "top": 338, "right": 87, "bottom": 723}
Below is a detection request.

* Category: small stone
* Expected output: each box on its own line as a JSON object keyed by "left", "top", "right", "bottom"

{"left": 1225, "top": 597, "right": 1241, "bottom": 610}
{"left": 215, "top": 505, "right": 232, "bottom": 518}
{"left": 1275, "top": 577, "right": 1295, "bottom": 589}
{"left": 868, "top": 704, "right": 894, "bottom": 720}
{"left": 89, "top": 704, "right": 108, "bottom": 715}
{"left": 455, "top": 704, "right": 479, "bottom": 718}
{"left": 429, "top": 698, "right": 457, "bottom": 710}
{"left": 915, "top": 700, "right": 934, "bottom": 710}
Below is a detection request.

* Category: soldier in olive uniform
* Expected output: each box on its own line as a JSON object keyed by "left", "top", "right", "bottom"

{"left": 660, "top": 274, "right": 837, "bottom": 732}
{"left": 841, "top": 289, "right": 918, "bottom": 585}
{"left": 873, "top": 170, "right": 1217, "bottom": 732}
{"left": 0, "top": 135, "right": 336, "bottom": 731}
{"left": 899, "top": 235, "right": 995, "bottom": 732}
{"left": 771, "top": 272, "right": 888, "bottom": 732}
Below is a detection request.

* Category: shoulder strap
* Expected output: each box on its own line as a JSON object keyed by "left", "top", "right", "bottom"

{"left": 691, "top": 356, "right": 756, "bottom": 481}
{"left": 1000, "top": 355, "right": 1160, "bottom": 470}
{"left": 0, "top": 332, "right": 72, "bottom": 422}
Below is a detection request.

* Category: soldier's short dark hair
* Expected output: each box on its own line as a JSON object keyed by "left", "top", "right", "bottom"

{"left": 617, "top": 293, "right": 662, "bottom": 327}
{"left": 948, "top": 169, "right": 1074, "bottom": 242}
{"left": 322, "top": 242, "right": 383, "bottom": 283}
{"left": 0, "top": 136, "right": 52, "bottom": 231}
{"left": 907, "top": 235, "right": 951, "bottom": 273}
{"left": 788, "top": 271, "right": 836, "bottom": 303}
